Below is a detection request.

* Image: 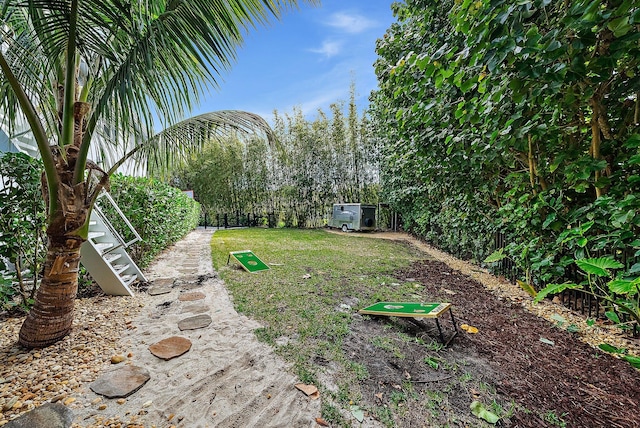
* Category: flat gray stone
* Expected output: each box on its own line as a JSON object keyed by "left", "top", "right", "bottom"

{"left": 4, "top": 403, "right": 73, "bottom": 428}
{"left": 178, "top": 291, "right": 205, "bottom": 301}
{"left": 178, "top": 314, "right": 212, "bottom": 331}
{"left": 149, "top": 336, "right": 192, "bottom": 360}
{"left": 90, "top": 365, "right": 150, "bottom": 398}
{"left": 184, "top": 305, "right": 209, "bottom": 314}
{"left": 153, "top": 278, "right": 174, "bottom": 288}
{"left": 148, "top": 286, "right": 172, "bottom": 296}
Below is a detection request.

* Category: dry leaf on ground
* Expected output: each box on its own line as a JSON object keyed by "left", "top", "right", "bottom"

{"left": 315, "top": 417, "right": 330, "bottom": 426}
{"left": 295, "top": 383, "right": 320, "bottom": 399}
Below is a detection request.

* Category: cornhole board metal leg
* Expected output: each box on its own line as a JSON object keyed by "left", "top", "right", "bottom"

{"left": 406, "top": 307, "right": 458, "bottom": 346}
{"left": 437, "top": 307, "right": 458, "bottom": 346}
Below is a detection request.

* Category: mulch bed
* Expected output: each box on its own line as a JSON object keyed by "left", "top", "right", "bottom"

{"left": 346, "top": 259, "right": 640, "bottom": 427}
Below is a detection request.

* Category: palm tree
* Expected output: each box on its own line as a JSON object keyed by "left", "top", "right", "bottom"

{"left": 0, "top": 0, "right": 316, "bottom": 348}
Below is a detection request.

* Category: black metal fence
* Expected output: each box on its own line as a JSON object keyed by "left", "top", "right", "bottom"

{"left": 492, "top": 231, "right": 639, "bottom": 336}
{"left": 201, "top": 212, "right": 277, "bottom": 229}
{"left": 203, "top": 207, "right": 403, "bottom": 231}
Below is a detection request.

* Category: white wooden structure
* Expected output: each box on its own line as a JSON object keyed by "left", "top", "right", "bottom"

{"left": 1, "top": 120, "right": 146, "bottom": 295}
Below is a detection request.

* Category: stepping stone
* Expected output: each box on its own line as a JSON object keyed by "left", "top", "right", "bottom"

{"left": 148, "top": 286, "right": 172, "bottom": 296}
{"left": 175, "top": 277, "right": 195, "bottom": 285}
{"left": 178, "top": 314, "right": 212, "bottom": 331}
{"left": 149, "top": 336, "right": 192, "bottom": 360}
{"left": 153, "top": 278, "right": 174, "bottom": 288}
{"left": 184, "top": 305, "right": 209, "bottom": 314}
{"left": 4, "top": 403, "right": 73, "bottom": 428}
{"left": 178, "top": 291, "right": 206, "bottom": 301}
{"left": 180, "top": 282, "right": 203, "bottom": 291}
{"left": 90, "top": 366, "right": 150, "bottom": 399}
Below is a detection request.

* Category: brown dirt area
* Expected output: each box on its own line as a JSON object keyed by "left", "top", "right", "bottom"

{"left": 335, "top": 232, "right": 640, "bottom": 428}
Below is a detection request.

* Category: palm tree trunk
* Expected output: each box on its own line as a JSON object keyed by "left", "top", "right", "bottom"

{"left": 19, "top": 140, "right": 91, "bottom": 348}
{"left": 18, "top": 228, "right": 84, "bottom": 348}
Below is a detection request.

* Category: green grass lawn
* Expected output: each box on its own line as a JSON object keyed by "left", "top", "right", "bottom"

{"left": 211, "top": 228, "right": 426, "bottom": 425}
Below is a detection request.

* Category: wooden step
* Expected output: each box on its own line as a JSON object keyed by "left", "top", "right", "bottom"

{"left": 113, "top": 263, "right": 131, "bottom": 274}
{"left": 95, "top": 242, "right": 114, "bottom": 253}
{"left": 103, "top": 253, "right": 122, "bottom": 264}
{"left": 88, "top": 231, "right": 106, "bottom": 240}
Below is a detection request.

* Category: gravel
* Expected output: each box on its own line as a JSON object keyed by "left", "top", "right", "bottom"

{"left": 0, "top": 294, "right": 144, "bottom": 426}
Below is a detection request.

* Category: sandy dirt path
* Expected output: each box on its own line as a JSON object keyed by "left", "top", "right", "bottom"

{"left": 70, "top": 228, "right": 320, "bottom": 428}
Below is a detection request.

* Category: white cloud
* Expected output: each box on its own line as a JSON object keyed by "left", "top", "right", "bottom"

{"left": 293, "top": 59, "right": 374, "bottom": 117}
{"left": 325, "top": 12, "right": 377, "bottom": 34}
{"left": 297, "top": 88, "right": 347, "bottom": 116}
{"left": 309, "top": 40, "right": 343, "bottom": 58}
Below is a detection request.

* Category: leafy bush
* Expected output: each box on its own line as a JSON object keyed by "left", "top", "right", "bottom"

{"left": 107, "top": 174, "right": 200, "bottom": 268}
{"left": 0, "top": 152, "right": 46, "bottom": 307}
{"left": 171, "top": 93, "right": 381, "bottom": 228}
{"left": 0, "top": 156, "right": 198, "bottom": 306}
{"left": 371, "top": 0, "right": 640, "bottom": 301}
{"left": 535, "top": 253, "right": 640, "bottom": 331}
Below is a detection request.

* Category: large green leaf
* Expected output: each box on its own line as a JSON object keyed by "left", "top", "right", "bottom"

{"left": 534, "top": 282, "right": 582, "bottom": 303}
{"left": 607, "top": 16, "right": 632, "bottom": 37}
{"left": 608, "top": 277, "right": 640, "bottom": 296}
{"left": 622, "top": 355, "right": 640, "bottom": 369}
{"left": 542, "top": 212, "right": 557, "bottom": 229}
{"left": 470, "top": 401, "right": 499, "bottom": 424}
{"left": 598, "top": 343, "right": 624, "bottom": 354}
{"left": 624, "top": 134, "right": 640, "bottom": 149}
{"left": 517, "top": 280, "right": 537, "bottom": 298}
{"left": 575, "top": 257, "right": 624, "bottom": 277}
{"left": 605, "top": 311, "right": 621, "bottom": 324}
{"left": 484, "top": 248, "right": 506, "bottom": 263}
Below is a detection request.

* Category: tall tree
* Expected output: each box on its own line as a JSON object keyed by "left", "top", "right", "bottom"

{"left": 0, "top": 0, "right": 316, "bottom": 348}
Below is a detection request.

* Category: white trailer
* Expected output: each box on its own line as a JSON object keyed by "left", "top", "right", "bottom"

{"left": 329, "top": 203, "right": 376, "bottom": 232}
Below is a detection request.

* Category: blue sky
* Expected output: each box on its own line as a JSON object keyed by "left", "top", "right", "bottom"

{"left": 194, "top": 1, "right": 397, "bottom": 121}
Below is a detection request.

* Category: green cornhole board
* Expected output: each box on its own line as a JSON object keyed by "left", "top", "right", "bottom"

{"left": 227, "top": 250, "right": 270, "bottom": 273}
{"left": 359, "top": 302, "right": 458, "bottom": 345}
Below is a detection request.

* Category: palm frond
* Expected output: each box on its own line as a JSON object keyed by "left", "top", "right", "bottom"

{"left": 1, "top": 0, "right": 317, "bottom": 172}
{"left": 105, "top": 110, "right": 274, "bottom": 177}
{"left": 80, "top": 0, "right": 314, "bottom": 149}
{"left": 0, "top": 4, "right": 60, "bottom": 138}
